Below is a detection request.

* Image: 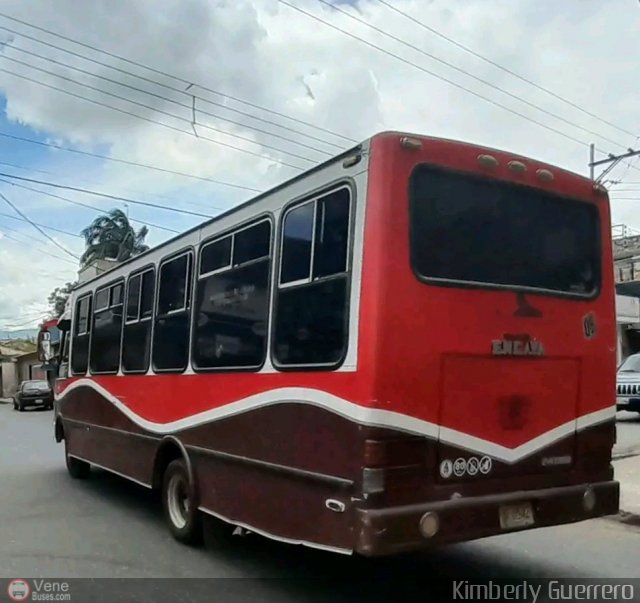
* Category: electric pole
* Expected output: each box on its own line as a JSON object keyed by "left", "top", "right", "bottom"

{"left": 589, "top": 146, "right": 640, "bottom": 182}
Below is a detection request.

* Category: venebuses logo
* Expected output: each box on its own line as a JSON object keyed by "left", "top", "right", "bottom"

{"left": 7, "top": 579, "right": 31, "bottom": 602}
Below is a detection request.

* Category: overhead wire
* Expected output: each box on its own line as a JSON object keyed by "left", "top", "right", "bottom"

{"left": 0, "top": 177, "right": 181, "bottom": 234}
{"left": 0, "top": 210, "right": 81, "bottom": 238}
{"left": 0, "top": 191, "right": 80, "bottom": 259}
{"left": 0, "top": 172, "right": 214, "bottom": 219}
{"left": 0, "top": 227, "right": 79, "bottom": 265}
{"left": 0, "top": 159, "right": 227, "bottom": 213}
{"left": 276, "top": 0, "right": 590, "bottom": 148}
{"left": 0, "top": 39, "right": 344, "bottom": 153}
{"left": 0, "top": 132, "right": 262, "bottom": 191}
{"left": 0, "top": 14, "right": 355, "bottom": 144}
{"left": 311, "top": 0, "right": 627, "bottom": 150}
{"left": 371, "top": 0, "right": 637, "bottom": 138}
{"left": 0, "top": 61, "right": 314, "bottom": 168}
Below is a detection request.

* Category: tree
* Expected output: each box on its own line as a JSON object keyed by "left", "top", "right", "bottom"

{"left": 80, "top": 208, "right": 149, "bottom": 266}
{"left": 48, "top": 281, "right": 77, "bottom": 318}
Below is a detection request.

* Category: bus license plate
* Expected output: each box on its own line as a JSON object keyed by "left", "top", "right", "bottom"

{"left": 499, "top": 502, "right": 534, "bottom": 529}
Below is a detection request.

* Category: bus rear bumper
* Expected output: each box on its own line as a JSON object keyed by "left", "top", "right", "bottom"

{"left": 355, "top": 480, "right": 619, "bottom": 556}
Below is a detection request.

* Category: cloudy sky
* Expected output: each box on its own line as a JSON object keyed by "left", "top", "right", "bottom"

{"left": 0, "top": 0, "right": 639, "bottom": 330}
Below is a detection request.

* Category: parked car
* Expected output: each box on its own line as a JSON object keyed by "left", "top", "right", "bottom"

{"left": 616, "top": 353, "right": 640, "bottom": 413}
{"left": 13, "top": 379, "right": 54, "bottom": 411}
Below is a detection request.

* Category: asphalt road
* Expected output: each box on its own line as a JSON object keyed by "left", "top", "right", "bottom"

{"left": 616, "top": 410, "right": 640, "bottom": 456}
{"left": 1, "top": 404, "right": 640, "bottom": 602}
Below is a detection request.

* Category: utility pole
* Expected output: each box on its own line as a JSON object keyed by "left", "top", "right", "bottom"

{"left": 589, "top": 146, "right": 640, "bottom": 182}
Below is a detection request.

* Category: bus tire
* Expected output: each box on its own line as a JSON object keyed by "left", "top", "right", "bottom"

{"left": 162, "top": 459, "right": 203, "bottom": 545}
{"left": 65, "top": 442, "right": 90, "bottom": 479}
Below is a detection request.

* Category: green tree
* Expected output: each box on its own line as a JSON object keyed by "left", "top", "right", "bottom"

{"left": 48, "top": 281, "right": 78, "bottom": 318}
{"left": 80, "top": 208, "right": 149, "bottom": 266}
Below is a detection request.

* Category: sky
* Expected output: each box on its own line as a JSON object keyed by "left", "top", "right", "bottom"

{"left": 0, "top": 0, "right": 639, "bottom": 330}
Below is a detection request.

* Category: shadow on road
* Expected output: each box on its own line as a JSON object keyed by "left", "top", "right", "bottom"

{"left": 74, "top": 468, "right": 589, "bottom": 602}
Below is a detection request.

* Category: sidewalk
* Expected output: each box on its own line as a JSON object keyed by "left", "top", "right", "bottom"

{"left": 613, "top": 454, "right": 640, "bottom": 519}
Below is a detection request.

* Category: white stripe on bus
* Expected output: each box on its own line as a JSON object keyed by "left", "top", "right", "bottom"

{"left": 56, "top": 378, "right": 615, "bottom": 464}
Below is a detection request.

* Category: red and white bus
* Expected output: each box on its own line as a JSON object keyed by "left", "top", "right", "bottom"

{"left": 53, "top": 131, "right": 619, "bottom": 556}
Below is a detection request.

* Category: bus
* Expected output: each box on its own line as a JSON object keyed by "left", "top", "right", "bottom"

{"left": 52, "top": 131, "right": 619, "bottom": 556}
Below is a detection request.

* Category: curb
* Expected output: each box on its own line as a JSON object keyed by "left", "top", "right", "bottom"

{"left": 0, "top": 399, "right": 12, "bottom": 405}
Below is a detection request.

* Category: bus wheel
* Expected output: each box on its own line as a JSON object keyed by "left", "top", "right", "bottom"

{"left": 65, "top": 442, "right": 90, "bottom": 479}
{"left": 162, "top": 459, "right": 203, "bottom": 545}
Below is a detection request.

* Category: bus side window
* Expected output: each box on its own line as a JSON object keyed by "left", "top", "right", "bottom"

{"left": 153, "top": 252, "right": 193, "bottom": 372}
{"left": 122, "top": 268, "right": 155, "bottom": 373}
{"left": 192, "top": 219, "right": 272, "bottom": 370}
{"left": 71, "top": 294, "right": 92, "bottom": 375}
{"left": 274, "top": 187, "right": 351, "bottom": 367}
{"left": 90, "top": 281, "right": 124, "bottom": 374}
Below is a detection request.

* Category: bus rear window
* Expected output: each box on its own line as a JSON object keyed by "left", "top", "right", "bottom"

{"left": 409, "top": 165, "right": 601, "bottom": 296}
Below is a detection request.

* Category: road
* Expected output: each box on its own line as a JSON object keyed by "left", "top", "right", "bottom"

{"left": 616, "top": 410, "right": 640, "bottom": 456}
{"left": 1, "top": 404, "right": 640, "bottom": 602}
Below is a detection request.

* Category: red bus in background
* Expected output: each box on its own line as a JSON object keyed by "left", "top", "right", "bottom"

{"left": 52, "top": 132, "right": 619, "bottom": 556}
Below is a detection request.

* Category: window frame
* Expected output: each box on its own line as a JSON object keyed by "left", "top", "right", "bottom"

{"left": 152, "top": 248, "right": 195, "bottom": 374}
{"left": 70, "top": 292, "right": 93, "bottom": 376}
{"left": 89, "top": 277, "right": 125, "bottom": 376}
{"left": 271, "top": 182, "right": 355, "bottom": 371}
{"left": 407, "top": 163, "right": 603, "bottom": 301}
{"left": 121, "top": 264, "right": 156, "bottom": 375}
{"left": 191, "top": 214, "right": 274, "bottom": 373}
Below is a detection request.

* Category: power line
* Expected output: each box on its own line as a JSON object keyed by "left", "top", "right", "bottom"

{"left": 0, "top": 210, "right": 81, "bottom": 238}
{"left": 371, "top": 0, "right": 637, "bottom": 139}
{"left": 0, "top": 171, "right": 214, "bottom": 219}
{"left": 0, "top": 15, "right": 355, "bottom": 144}
{"left": 0, "top": 38, "right": 343, "bottom": 154}
{"left": 0, "top": 159, "right": 225, "bottom": 213}
{"left": 0, "top": 177, "right": 180, "bottom": 234}
{"left": 0, "top": 60, "right": 315, "bottom": 168}
{"left": 0, "top": 131, "right": 262, "bottom": 192}
{"left": 0, "top": 227, "right": 79, "bottom": 265}
{"left": 277, "top": 0, "right": 590, "bottom": 149}
{"left": 0, "top": 191, "right": 80, "bottom": 260}
{"left": 312, "top": 0, "right": 627, "bottom": 150}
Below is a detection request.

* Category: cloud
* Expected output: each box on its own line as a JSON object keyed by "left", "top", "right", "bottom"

{"left": 0, "top": 0, "right": 639, "bottom": 327}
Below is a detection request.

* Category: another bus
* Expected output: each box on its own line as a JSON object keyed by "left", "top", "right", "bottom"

{"left": 52, "top": 131, "right": 619, "bottom": 556}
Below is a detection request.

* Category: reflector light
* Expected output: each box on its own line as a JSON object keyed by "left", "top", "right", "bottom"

{"left": 419, "top": 512, "right": 440, "bottom": 538}
{"left": 593, "top": 183, "right": 608, "bottom": 196}
{"left": 478, "top": 154, "right": 499, "bottom": 169}
{"left": 536, "top": 168, "right": 554, "bottom": 182}
{"left": 400, "top": 136, "right": 422, "bottom": 150}
{"left": 507, "top": 160, "right": 527, "bottom": 173}
{"left": 362, "top": 468, "right": 385, "bottom": 494}
{"left": 583, "top": 487, "right": 596, "bottom": 512}
{"left": 343, "top": 154, "right": 361, "bottom": 168}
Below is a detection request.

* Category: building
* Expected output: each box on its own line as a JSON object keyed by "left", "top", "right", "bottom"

{"left": 613, "top": 225, "right": 640, "bottom": 363}
{"left": 0, "top": 343, "right": 44, "bottom": 398}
